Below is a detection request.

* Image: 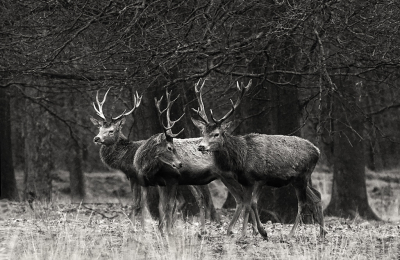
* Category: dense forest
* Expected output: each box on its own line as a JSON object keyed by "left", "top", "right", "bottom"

{"left": 1, "top": 0, "right": 400, "bottom": 222}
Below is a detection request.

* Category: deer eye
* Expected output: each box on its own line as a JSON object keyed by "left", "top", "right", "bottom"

{"left": 167, "top": 146, "right": 172, "bottom": 151}
{"left": 214, "top": 133, "right": 219, "bottom": 138}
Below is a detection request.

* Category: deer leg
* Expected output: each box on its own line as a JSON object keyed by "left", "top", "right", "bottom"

{"left": 240, "top": 186, "right": 254, "bottom": 238}
{"left": 129, "top": 181, "right": 141, "bottom": 221}
{"left": 200, "top": 185, "right": 220, "bottom": 223}
{"left": 251, "top": 183, "right": 268, "bottom": 240}
{"left": 220, "top": 178, "right": 259, "bottom": 236}
{"left": 307, "top": 186, "right": 327, "bottom": 238}
{"left": 174, "top": 191, "right": 185, "bottom": 224}
{"left": 289, "top": 184, "right": 307, "bottom": 238}
{"left": 157, "top": 186, "right": 167, "bottom": 233}
{"left": 188, "top": 185, "right": 206, "bottom": 234}
{"left": 166, "top": 183, "right": 178, "bottom": 235}
{"left": 140, "top": 186, "right": 150, "bottom": 231}
{"left": 220, "top": 178, "right": 245, "bottom": 235}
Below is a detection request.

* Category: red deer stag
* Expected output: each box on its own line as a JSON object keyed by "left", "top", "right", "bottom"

{"left": 133, "top": 90, "right": 186, "bottom": 233}
{"left": 191, "top": 79, "right": 326, "bottom": 239}
{"left": 90, "top": 88, "right": 145, "bottom": 219}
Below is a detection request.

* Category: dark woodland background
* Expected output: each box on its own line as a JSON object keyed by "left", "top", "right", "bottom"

{"left": 1, "top": 0, "right": 400, "bottom": 222}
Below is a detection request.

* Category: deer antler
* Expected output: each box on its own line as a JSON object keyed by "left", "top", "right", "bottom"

{"left": 191, "top": 79, "right": 210, "bottom": 124}
{"left": 112, "top": 91, "right": 142, "bottom": 120}
{"left": 210, "top": 80, "right": 252, "bottom": 124}
{"left": 93, "top": 88, "right": 111, "bottom": 120}
{"left": 155, "top": 89, "right": 184, "bottom": 138}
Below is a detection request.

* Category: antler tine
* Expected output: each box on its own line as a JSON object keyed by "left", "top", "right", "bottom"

{"left": 210, "top": 79, "right": 252, "bottom": 124}
{"left": 112, "top": 91, "right": 143, "bottom": 120}
{"left": 155, "top": 89, "right": 185, "bottom": 138}
{"left": 168, "top": 127, "right": 185, "bottom": 138}
{"left": 165, "top": 89, "right": 185, "bottom": 137}
{"left": 192, "top": 78, "right": 209, "bottom": 124}
{"left": 92, "top": 88, "right": 111, "bottom": 120}
{"left": 154, "top": 96, "right": 169, "bottom": 132}
{"left": 134, "top": 91, "right": 142, "bottom": 108}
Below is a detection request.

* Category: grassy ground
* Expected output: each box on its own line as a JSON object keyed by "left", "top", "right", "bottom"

{"left": 0, "top": 168, "right": 399, "bottom": 259}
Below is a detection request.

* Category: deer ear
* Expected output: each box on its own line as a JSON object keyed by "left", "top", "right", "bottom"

{"left": 191, "top": 117, "right": 206, "bottom": 132}
{"left": 113, "top": 117, "right": 126, "bottom": 127}
{"left": 90, "top": 116, "right": 103, "bottom": 127}
{"left": 221, "top": 121, "right": 233, "bottom": 132}
{"left": 119, "top": 117, "right": 126, "bottom": 126}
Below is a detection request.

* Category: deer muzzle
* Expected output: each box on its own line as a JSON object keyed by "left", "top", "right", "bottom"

{"left": 173, "top": 162, "right": 183, "bottom": 169}
{"left": 93, "top": 136, "right": 102, "bottom": 144}
{"left": 198, "top": 143, "right": 211, "bottom": 154}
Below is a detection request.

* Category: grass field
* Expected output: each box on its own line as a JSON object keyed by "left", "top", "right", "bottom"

{"left": 0, "top": 168, "right": 399, "bottom": 259}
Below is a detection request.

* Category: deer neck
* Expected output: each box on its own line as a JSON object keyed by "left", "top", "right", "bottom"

{"left": 99, "top": 136, "right": 143, "bottom": 176}
{"left": 213, "top": 133, "right": 247, "bottom": 173}
{"left": 135, "top": 133, "right": 164, "bottom": 186}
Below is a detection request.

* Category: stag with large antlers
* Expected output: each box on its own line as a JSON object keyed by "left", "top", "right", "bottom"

{"left": 90, "top": 88, "right": 220, "bottom": 234}
{"left": 133, "top": 90, "right": 187, "bottom": 233}
{"left": 191, "top": 79, "right": 326, "bottom": 239}
{"left": 90, "top": 88, "right": 147, "bottom": 219}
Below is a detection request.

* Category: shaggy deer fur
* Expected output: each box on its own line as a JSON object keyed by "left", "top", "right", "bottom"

{"left": 192, "top": 79, "right": 326, "bottom": 239}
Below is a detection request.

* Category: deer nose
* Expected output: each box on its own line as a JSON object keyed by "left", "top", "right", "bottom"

{"left": 173, "top": 162, "right": 183, "bottom": 169}
{"left": 93, "top": 136, "right": 101, "bottom": 143}
{"left": 198, "top": 145, "right": 205, "bottom": 151}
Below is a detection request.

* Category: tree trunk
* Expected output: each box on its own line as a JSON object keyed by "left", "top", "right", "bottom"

{"left": 23, "top": 92, "right": 53, "bottom": 202}
{"left": 0, "top": 88, "right": 19, "bottom": 201}
{"left": 67, "top": 140, "right": 85, "bottom": 203}
{"left": 66, "top": 96, "right": 86, "bottom": 203}
{"left": 324, "top": 78, "right": 380, "bottom": 220}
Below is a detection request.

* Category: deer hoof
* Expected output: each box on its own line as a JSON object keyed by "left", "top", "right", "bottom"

{"left": 260, "top": 233, "right": 268, "bottom": 241}
{"left": 258, "top": 230, "right": 268, "bottom": 240}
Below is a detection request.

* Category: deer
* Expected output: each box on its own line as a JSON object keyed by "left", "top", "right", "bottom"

{"left": 133, "top": 90, "right": 187, "bottom": 233}
{"left": 90, "top": 88, "right": 145, "bottom": 219}
{"left": 89, "top": 88, "right": 209, "bottom": 230}
{"left": 191, "top": 79, "right": 326, "bottom": 240}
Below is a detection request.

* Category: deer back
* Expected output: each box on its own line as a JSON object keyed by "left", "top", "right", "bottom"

{"left": 215, "top": 133, "right": 320, "bottom": 185}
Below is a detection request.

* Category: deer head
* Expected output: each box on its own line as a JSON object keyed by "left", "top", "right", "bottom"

{"left": 152, "top": 89, "right": 185, "bottom": 170}
{"left": 90, "top": 88, "right": 142, "bottom": 146}
{"left": 191, "top": 79, "right": 251, "bottom": 152}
